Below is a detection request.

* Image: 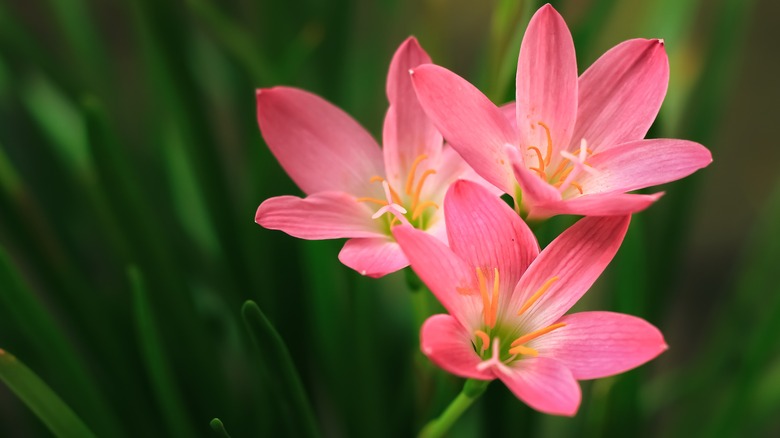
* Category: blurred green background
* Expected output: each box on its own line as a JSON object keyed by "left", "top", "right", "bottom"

{"left": 0, "top": 0, "right": 777, "bottom": 436}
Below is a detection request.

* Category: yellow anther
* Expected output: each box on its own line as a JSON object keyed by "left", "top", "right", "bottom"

{"left": 528, "top": 146, "right": 546, "bottom": 173}
{"left": 477, "top": 267, "right": 501, "bottom": 328}
{"left": 508, "top": 344, "right": 539, "bottom": 357}
{"left": 412, "top": 201, "right": 439, "bottom": 220}
{"left": 518, "top": 276, "right": 559, "bottom": 315}
{"left": 411, "top": 169, "right": 437, "bottom": 210}
{"left": 510, "top": 322, "right": 567, "bottom": 348}
{"left": 537, "top": 121, "right": 553, "bottom": 166}
{"left": 355, "top": 197, "right": 389, "bottom": 206}
{"left": 406, "top": 154, "right": 429, "bottom": 195}
{"left": 475, "top": 330, "right": 490, "bottom": 352}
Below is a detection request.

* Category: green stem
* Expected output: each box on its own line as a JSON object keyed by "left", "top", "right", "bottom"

{"left": 418, "top": 379, "right": 490, "bottom": 438}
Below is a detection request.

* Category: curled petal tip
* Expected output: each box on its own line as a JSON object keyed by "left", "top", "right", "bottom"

{"left": 657, "top": 38, "right": 665, "bottom": 46}
{"left": 408, "top": 68, "right": 415, "bottom": 76}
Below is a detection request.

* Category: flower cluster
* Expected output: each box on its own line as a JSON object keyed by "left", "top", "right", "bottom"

{"left": 253, "top": 4, "right": 711, "bottom": 417}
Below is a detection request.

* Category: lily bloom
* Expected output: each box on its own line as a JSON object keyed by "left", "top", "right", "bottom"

{"left": 393, "top": 180, "right": 666, "bottom": 416}
{"left": 255, "top": 37, "right": 490, "bottom": 277}
{"left": 410, "top": 4, "right": 712, "bottom": 220}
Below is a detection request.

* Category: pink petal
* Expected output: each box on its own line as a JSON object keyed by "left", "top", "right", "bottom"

{"left": 256, "top": 192, "right": 385, "bottom": 239}
{"left": 516, "top": 4, "right": 577, "bottom": 157}
{"left": 420, "top": 314, "right": 494, "bottom": 380}
{"left": 392, "top": 225, "right": 481, "bottom": 325}
{"left": 256, "top": 87, "right": 384, "bottom": 195}
{"left": 338, "top": 238, "right": 408, "bottom": 277}
{"left": 509, "top": 216, "right": 630, "bottom": 328}
{"left": 444, "top": 180, "right": 539, "bottom": 294}
{"left": 527, "top": 192, "right": 663, "bottom": 220}
{"left": 499, "top": 357, "right": 581, "bottom": 416}
{"left": 580, "top": 139, "right": 712, "bottom": 194}
{"left": 499, "top": 101, "right": 518, "bottom": 133}
{"left": 411, "top": 64, "right": 517, "bottom": 194}
{"left": 534, "top": 311, "right": 667, "bottom": 380}
{"left": 383, "top": 38, "right": 443, "bottom": 186}
{"left": 572, "top": 39, "right": 669, "bottom": 152}
{"left": 508, "top": 146, "right": 562, "bottom": 209}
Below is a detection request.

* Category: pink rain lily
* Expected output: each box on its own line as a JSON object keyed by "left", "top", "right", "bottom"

{"left": 410, "top": 4, "right": 712, "bottom": 220}
{"left": 393, "top": 180, "right": 667, "bottom": 416}
{"left": 255, "top": 37, "right": 490, "bottom": 277}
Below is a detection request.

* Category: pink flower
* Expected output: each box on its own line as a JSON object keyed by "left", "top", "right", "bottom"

{"left": 393, "top": 180, "right": 667, "bottom": 416}
{"left": 255, "top": 38, "right": 491, "bottom": 277}
{"left": 410, "top": 4, "right": 712, "bottom": 220}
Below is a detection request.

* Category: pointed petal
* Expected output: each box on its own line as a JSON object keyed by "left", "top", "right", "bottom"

{"left": 257, "top": 87, "right": 384, "bottom": 195}
{"left": 516, "top": 4, "right": 577, "bottom": 155}
{"left": 534, "top": 311, "right": 667, "bottom": 380}
{"left": 510, "top": 216, "right": 630, "bottom": 328}
{"left": 383, "top": 38, "right": 443, "bottom": 185}
{"left": 573, "top": 39, "right": 669, "bottom": 152}
{"left": 580, "top": 139, "right": 712, "bottom": 194}
{"left": 338, "top": 238, "right": 408, "bottom": 277}
{"left": 527, "top": 192, "right": 663, "bottom": 220}
{"left": 256, "top": 193, "right": 384, "bottom": 239}
{"left": 392, "top": 225, "right": 481, "bottom": 326}
{"left": 411, "top": 64, "right": 516, "bottom": 194}
{"left": 420, "top": 314, "right": 494, "bottom": 380}
{"left": 499, "top": 357, "right": 581, "bottom": 416}
{"left": 445, "top": 180, "right": 539, "bottom": 294}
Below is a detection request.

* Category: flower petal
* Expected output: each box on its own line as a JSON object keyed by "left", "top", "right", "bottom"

{"left": 510, "top": 216, "right": 630, "bottom": 328}
{"left": 256, "top": 192, "right": 385, "bottom": 239}
{"left": 534, "top": 311, "right": 667, "bottom": 380}
{"left": 579, "top": 139, "right": 712, "bottom": 194}
{"left": 499, "top": 357, "right": 581, "bottom": 416}
{"left": 392, "top": 225, "right": 481, "bottom": 326}
{"left": 445, "top": 180, "right": 539, "bottom": 293}
{"left": 420, "top": 314, "right": 494, "bottom": 380}
{"left": 338, "top": 238, "right": 408, "bottom": 277}
{"left": 516, "top": 4, "right": 577, "bottom": 156}
{"left": 411, "top": 64, "right": 516, "bottom": 194}
{"left": 508, "top": 146, "right": 562, "bottom": 209}
{"left": 527, "top": 192, "right": 663, "bottom": 219}
{"left": 572, "top": 39, "right": 668, "bottom": 152}
{"left": 499, "top": 101, "right": 518, "bottom": 133}
{"left": 383, "top": 38, "right": 443, "bottom": 186}
{"left": 256, "top": 87, "right": 385, "bottom": 195}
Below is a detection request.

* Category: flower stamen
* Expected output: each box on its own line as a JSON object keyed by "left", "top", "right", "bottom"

{"left": 537, "top": 121, "right": 553, "bottom": 166}
{"left": 517, "top": 276, "right": 559, "bottom": 315}
{"left": 412, "top": 201, "right": 439, "bottom": 220}
{"left": 508, "top": 322, "right": 566, "bottom": 356}
{"left": 405, "top": 154, "right": 429, "bottom": 195}
{"left": 475, "top": 330, "right": 490, "bottom": 352}
{"left": 477, "top": 267, "right": 500, "bottom": 328}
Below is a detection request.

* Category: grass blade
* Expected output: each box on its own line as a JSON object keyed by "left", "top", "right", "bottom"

{"left": 0, "top": 350, "right": 97, "bottom": 438}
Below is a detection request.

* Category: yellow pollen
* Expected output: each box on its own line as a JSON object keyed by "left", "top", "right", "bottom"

{"left": 412, "top": 201, "right": 439, "bottom": 220}
{"left": 528, "top": 146, "right": 545, "bottom": 173}
{"left": 355, "top": 197, "right": 389, "bottom": 206}
{"left": 570, "top": 182, "right": 584, "bottom": 194}
{"left": 508, "top": 345, "right": 538, "bottom": 357}
{"left": 518, "top": 276, "right": 559, "bottom": 315}
{"left": 411, "top": 169, "right": 437, "bottom": 210}
{"left": 405, "top": 154, "right": 429, "bottom": 195}
{"left": 510, "top": 322, "right": 567, "bottom": 348}
{"left": 537, "top": 121, "right": 553, "bottom": 166}
{"left": 475, "top": 330, "right": 490, "bottom": 351}
{"left": 476, "top": 267, "right": 501, "bottom": 328}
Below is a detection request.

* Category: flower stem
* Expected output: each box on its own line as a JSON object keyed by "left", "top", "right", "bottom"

{"left": 418, "top": 379, "right": 490, "bottom": 438}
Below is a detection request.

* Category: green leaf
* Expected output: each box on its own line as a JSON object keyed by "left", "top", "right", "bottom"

{"left": 0, "top": 350, "right": 97, "bottom": 438}
{"left": 241, "top": 300, "right": 320, "bottom": 438}
{"left": 129, "top": 266, "right": 197, "bottom": 438}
